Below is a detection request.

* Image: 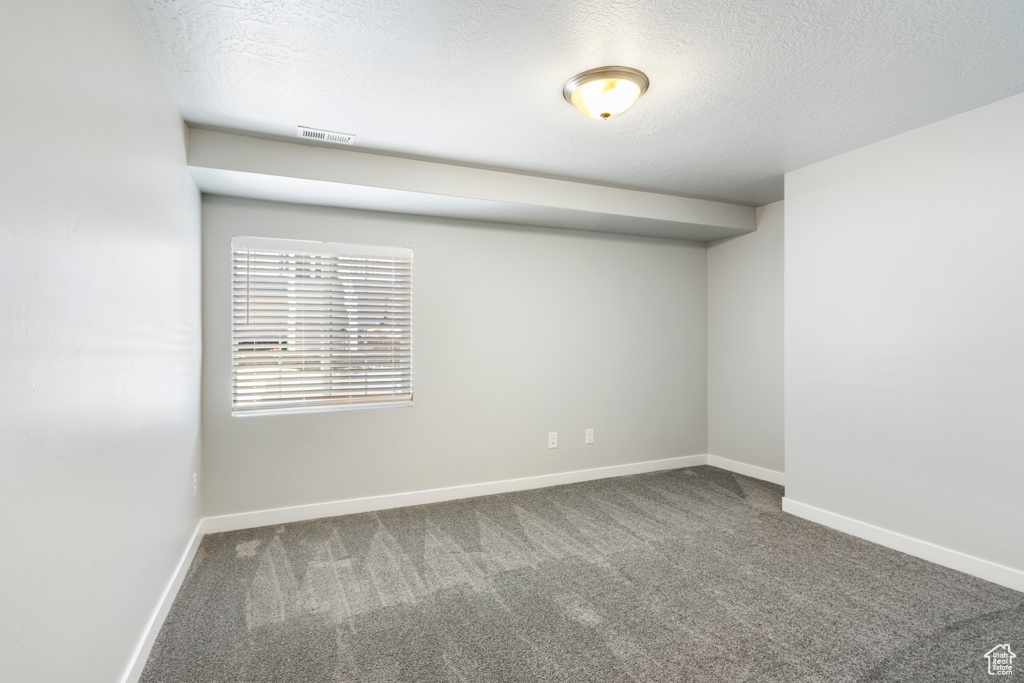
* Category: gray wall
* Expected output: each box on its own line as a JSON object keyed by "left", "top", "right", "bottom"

{"left": 201, "top": 196, "right": 708, "bottom": 517}
{"left": 0, "top": 1, "right": 202, "bottom": 681}
{"left": 707, "top": 201, "right": 785, "bottom": 474}
{"left": 785, "top": 91, "right": 1024, "bottom": 572}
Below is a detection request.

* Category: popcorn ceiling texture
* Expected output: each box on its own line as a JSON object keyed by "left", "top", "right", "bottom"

{"left": 126, "top": 0, "right": 1024, "bottom": 205}
{"left": 140, "top": 467, "right": 1023, "bottom": 682}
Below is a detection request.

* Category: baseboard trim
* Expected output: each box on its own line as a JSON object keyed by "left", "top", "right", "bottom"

{"left": 120, "top": 520, "right": 204, "bottom": 683}
{"left": 782, "top": 497, "right": 1024, "bottom": 594}
{"left": 201, "top": 454, "right": 710, "bottom": 534}
{"left": 706, "top": 454, "right": 786, "bottom": 486}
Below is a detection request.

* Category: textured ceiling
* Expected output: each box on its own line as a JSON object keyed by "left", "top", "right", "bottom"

{"left": 128, "top": 0, "right": 1024, "bottom": 205}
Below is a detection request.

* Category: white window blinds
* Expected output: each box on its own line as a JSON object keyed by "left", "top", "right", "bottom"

{"left": 231, "top": 237, "right": 413, "bottom": 415}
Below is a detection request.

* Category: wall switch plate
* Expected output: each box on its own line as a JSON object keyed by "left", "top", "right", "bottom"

{"left": 548, "top": 432, "right": 558, "bottom": 449}
{"left": 193, "top": 473, "right": 198, "bottom": 498}
{"left": 585, "top": 428, "right": 594, "bottom": 444}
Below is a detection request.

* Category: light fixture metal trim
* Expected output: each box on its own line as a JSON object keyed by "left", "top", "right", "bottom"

{"left": 563, "top": 66, "right": 650, "bottom": 119}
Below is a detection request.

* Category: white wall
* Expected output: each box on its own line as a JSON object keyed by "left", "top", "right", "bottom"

{"left": 0, "top": 1, "right": 202, "bottom": 681}
{"left": 707, "top": 201, "right": 785, "bottom": 475}
{"left": 202, "top": 196, "right": 707, "bottom": 517}
{"left": 785, "top": 92, "right": 1024, "bottom": 576}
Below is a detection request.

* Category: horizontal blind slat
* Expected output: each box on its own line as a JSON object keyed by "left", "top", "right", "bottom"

{"left": 233, "top": 376, "right": 412, "bottom": 388}
{"left": 233, "top": 253, "right": 411, "bottom": 264}
{"left": 233, "top": 345, "right": 410, "bottom": 354}
{"left": 233, "top": 365, "right": 412, "bottom": 373}
{"left": 233, "top": 377, "right": 412, "bottom": 387}
{"left": 233, "top": 393, "right": 412, "bottom": 406}
{"left": 234, "top": 268, "right": 410, "bottom": 278}
{"left": 232, "top": 311, "right": 411, "bottom": 319}
{"left": 234, "top": 384, "right": 411, "bottom": 397}
{"left": 234, "top": 384, "right": 412, "bottom": 397}
{"left": 233, "top": 388, "right": 412, "bottom": 399}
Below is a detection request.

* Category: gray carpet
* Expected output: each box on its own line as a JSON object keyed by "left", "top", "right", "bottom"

{"left": 140, "top": 466, "right": 1023, "bottom": 682}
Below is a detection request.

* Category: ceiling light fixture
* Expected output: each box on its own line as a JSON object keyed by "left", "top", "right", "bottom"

{"left": 563, "top": 66, "right": 649, "bottom": 120}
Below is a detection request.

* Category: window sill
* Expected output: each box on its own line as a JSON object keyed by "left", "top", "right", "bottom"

{"left": 231, "top": 400, "right": 414, "bottom": 417}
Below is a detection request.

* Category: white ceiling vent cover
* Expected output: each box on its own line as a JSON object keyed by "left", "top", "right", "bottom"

{"left": 297, "top": 126, "right": 356, "bottom": 145}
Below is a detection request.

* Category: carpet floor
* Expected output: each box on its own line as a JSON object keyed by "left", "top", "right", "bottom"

{"left": 140, "top": 466, "right": 1023, "bottom": 682}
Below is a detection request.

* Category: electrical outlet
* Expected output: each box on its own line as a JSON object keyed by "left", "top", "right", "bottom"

{"left": 192, "top": 472, "right": 198, "bottom": 498}
{"left": 585, "top": 428, "right": 594, "bottom": 444}
{"left": 548, "top": 432, "right": 558, "bottom": 449}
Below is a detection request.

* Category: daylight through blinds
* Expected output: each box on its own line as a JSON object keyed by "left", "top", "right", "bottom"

{"left": 231, "top": 237, "right": 413, "bottom": 414}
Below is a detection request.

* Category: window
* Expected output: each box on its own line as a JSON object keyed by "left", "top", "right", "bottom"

{"left": 231, "top": 237, "right": 413, "bottom": 415}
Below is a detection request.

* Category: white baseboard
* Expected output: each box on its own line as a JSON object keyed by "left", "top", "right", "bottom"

{"left": 706, "top": 454, "right": 786, "bottom": 486}
{"left": 201, "top": 454, "right": 710, "bottom": 534}
{"left": 782, "top": 497, "right": 1024, "bottom": 594}
{"left": 120, "top": 520, "right": 204, "bottom": 683}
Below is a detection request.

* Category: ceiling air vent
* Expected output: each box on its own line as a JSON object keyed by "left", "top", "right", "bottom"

{"left": 297, "top": 126, "right": 356, "bottom": 145}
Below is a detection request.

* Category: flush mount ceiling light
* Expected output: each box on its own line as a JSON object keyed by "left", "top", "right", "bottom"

{"left": 563, "top": 66, "right": 649, "bottom": 120}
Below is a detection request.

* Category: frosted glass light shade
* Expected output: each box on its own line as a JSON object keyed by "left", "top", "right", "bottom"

{"left": 563, "top": 66, "right": 649, "bottom": 120}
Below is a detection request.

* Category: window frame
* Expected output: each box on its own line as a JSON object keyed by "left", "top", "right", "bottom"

{"left": 230, "top": 236, "right": 414, "bottom": 417}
